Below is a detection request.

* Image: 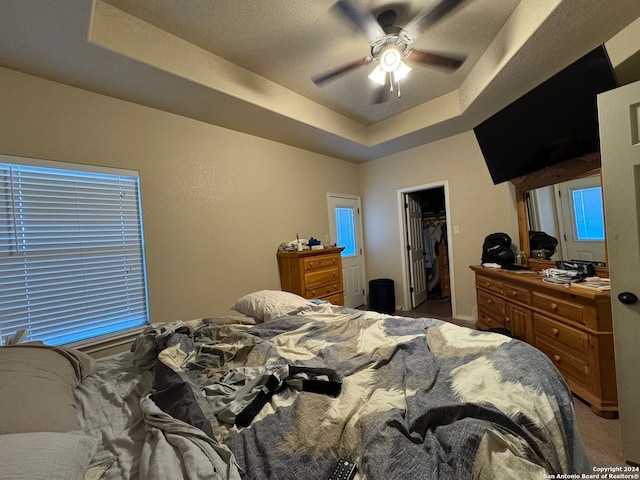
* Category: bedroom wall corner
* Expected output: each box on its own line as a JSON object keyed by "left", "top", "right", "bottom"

{"left": 357, "top": 131, "right": 518, "bottom": 319}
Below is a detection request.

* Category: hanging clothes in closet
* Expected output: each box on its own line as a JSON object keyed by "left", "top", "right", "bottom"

{"left": 423, "top": 213, "right": 446, "bottom": 296}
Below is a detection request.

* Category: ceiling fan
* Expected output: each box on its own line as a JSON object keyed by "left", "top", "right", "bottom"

{"left": 312, "top": 0, "right": 468, "bottom": 103}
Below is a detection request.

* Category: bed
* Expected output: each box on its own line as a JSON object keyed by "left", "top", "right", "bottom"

{"left": 0, "top": 290, "right": 591, "bottom": 480}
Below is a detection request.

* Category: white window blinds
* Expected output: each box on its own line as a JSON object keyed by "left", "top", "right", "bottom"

{"left": 0, "top": 157, "right": 149, "bottom": 346}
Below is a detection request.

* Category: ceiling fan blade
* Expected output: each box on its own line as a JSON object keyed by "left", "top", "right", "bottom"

{"left": 402, "top": 0, "right": 467, "bottom": 42}
{"left": 371, "top": 82, "right": 389, "bottom": 104}
{"left": 312, "top": 57, "right": 372, "bottom": 86}
{"left": 331, "top": 0, "right": 385, "bottom": 42}
{"left": 408, "top": 49, "right": 465, "bottom": 71}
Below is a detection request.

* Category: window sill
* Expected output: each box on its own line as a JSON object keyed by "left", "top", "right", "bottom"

{"left": 70, "top": 326, "right": 147, "bottom": 359}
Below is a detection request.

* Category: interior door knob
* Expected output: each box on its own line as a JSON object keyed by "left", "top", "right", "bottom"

{"left": 618, "top": 292, "right": 638, "bottom": 305}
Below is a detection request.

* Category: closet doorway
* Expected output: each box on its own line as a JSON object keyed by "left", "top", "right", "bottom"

{"left": 399, "top": 182, "right": 454, "bottom": 319}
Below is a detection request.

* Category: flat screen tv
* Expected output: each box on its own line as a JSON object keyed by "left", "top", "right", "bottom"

{"left": 473, "top": 45, "right": 618, "bottom": 185}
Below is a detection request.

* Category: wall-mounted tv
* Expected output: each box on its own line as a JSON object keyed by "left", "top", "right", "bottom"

{"left": 473, "top": 45, "right": 618, "bottom": 185}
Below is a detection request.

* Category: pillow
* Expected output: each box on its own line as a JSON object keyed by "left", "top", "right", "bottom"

{"left": 0, "top": 431, "right": 97, "bottom": 480}
{"left": 231, "top": 290, "right": 313, "bottom": 322}
{"left": 0, "top": 344, "right": 96, "bottom": 434}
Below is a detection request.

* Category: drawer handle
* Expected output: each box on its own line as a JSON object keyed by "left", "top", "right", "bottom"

{"left": 505, "top": 317, "right": 511, "bottom": 325}
{"left": 552, "top": 328, "right": 559, "bottom": 337}
{"left": 511, "top": 290, "right": 518, "bottom": 297}
{"left": 551, "top": 303, "right": 558, "bottom": 311}
{"left": 309, "top": 262, "right": 314, "bottom": 267}
{"left": 553, "top": 355, "right": 561, "bottom": 363}
{"left": 485, "top": 281, "right": 491, "bottom": 287}
{"left": 487, "top": 299, "right": 492, "bottom": 304}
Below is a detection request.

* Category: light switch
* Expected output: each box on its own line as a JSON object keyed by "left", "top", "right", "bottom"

{"left": 453, "top": 225, "right": 460, "bottom": 235}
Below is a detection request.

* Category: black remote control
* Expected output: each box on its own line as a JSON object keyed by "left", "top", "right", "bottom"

{"left": 329, "top": 458, "right": 357, "bottom": 480}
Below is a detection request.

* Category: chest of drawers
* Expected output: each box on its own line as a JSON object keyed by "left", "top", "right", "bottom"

{"left": 277, "top": 247, "right": 345, "bottom": 305}
{"left": 470, "top": 265, "right": 617, "bottom": 418}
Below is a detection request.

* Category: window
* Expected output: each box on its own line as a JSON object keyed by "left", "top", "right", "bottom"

{"left": 335, "top": 207, "right": 356, "bottom": 256}
{"left": 571, "top": 186, "right": 605, "bottom": 241}
{"left": 0, "top": 156, "right": 149, "bottom": 346}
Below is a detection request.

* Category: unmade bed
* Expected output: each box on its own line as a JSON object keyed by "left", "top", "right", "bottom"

{"left": 0, "top": 290, "right": 591, "bottom": 479}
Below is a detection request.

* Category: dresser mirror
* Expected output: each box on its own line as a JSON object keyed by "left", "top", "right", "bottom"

{"left": 511, "top": 152, "right": 608, "bottom": 273}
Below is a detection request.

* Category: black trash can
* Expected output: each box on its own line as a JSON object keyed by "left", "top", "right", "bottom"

{"left": 369, "top": 278, "right": 395, "bottom": 314}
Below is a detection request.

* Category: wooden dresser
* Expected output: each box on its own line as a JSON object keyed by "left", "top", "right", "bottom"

{"left": 277, "top": 247, "right": 345, "bottom": 306}
{"left": 470, "top": 265, "right": 617, "bottom": 417}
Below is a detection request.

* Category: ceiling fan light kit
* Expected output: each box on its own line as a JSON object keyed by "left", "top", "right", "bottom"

{"left": 367, "top": 65, "right": 387, "bottom": 85}
{"left": 379, "top": 45, "right": 402, "bottom": 72}
{"left": 367, "top": 38, "right": 413, "bottom": 97}
{"left": 312, "top": 0, "right": 468, "bottom": 103}
{"left": 394, "top": 62, "right": 412, "bottom": 81}
{"left": 367, "top": 52, "right": 412, "bottom": 99}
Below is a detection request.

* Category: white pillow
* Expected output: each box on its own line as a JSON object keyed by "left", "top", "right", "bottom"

{"left": 231, "top": 290, "right": 312, "bottom": 322}
{"left": 0, "top": 431, "right": 98, "bottom": 480}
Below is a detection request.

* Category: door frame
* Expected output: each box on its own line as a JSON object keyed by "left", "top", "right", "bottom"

{"left": 397, "top": 181, "right": 456, "bottom": 317}
{"left": 327, "top": 192, "right": 366, "bottom": 307}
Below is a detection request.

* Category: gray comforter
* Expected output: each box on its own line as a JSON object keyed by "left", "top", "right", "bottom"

{"left": 77, "top": 306, "right": 591, "bottom": 479}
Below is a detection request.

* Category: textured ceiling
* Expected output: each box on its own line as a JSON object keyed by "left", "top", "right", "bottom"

{"left": 0, "top": 0, "right": 639, "bottom": 162}
{"left": 103, "top": 0, "right": 519, "bottom": 125}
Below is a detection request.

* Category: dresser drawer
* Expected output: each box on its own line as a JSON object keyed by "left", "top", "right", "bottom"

{"left": 477, "top": 309, "right": 505, "bottom": 330}
{"left": 477, "top": 290, "right": 505, "bottom": 317}
{"left": 534, "top": 313, "right": 589, "bottom": 357}
{"left": 503, "top": 281, "right": 531, "bottom": 305}
{"left": 476, "top": 274, "right": 503, "bottom": 295}
{"left": 532, "top": 292, "right": 585, "bottom": 325}
{"left": 323, "top": 291, "right": 344, "bottom": 306}
{"left": 305, "top": 282, "right": 342, "bottom": 299}
{"left": 304, "top": 267, "right": 341, "bottom": 290}
{"left": 303, "top": 254, "right": 340, "bottom": 272}
{"left": 535, "top": 336, "right": 590, "bottom": 389}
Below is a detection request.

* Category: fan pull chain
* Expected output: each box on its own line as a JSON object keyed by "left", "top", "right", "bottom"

{"left": 397, "top": 80, "right": 402, "bottom": 99}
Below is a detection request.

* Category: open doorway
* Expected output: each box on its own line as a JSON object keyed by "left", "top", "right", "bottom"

{"left": 399, "top": 182, "right": 454, "bottom": 320}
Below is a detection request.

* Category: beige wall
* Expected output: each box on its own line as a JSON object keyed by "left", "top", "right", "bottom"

{"left": 0, "top": 64, "right": 555, "bottom": 327}
{"left": 358, "top": 132, "right": 519, "bottom": 319}
{"left": 0, "top": 66, "right": 360, "bottom": 323}
{"left": 0, "top": 66, "right": 523, "bottom": 326}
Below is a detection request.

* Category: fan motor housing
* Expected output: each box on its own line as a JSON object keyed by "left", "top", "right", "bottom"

{"left": 370, "top": 35, "right": 409, "bottom": 62}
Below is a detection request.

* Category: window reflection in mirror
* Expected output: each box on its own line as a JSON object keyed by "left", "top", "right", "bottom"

{"left": 527, "top": 174, "right": 606, "bottom": 263}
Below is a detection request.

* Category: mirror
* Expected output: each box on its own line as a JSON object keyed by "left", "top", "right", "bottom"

{"left": 528, "top": 174, "right": 606, "bottom": 263}
{"left": 512, "top": 152, "right": 608, "bottom": 272}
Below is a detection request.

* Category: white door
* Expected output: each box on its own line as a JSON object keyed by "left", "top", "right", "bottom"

{"left": 555, "top": 175, "right": 606, "bottom": 262}
{"left": 405, "top": 194, "right": 428, "bottom": 308}
{"left": 327, "top": 194, "right": 365, "bottom": 308}
{"left": 598, "top": 79, "right": 640, "bottom": 464}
